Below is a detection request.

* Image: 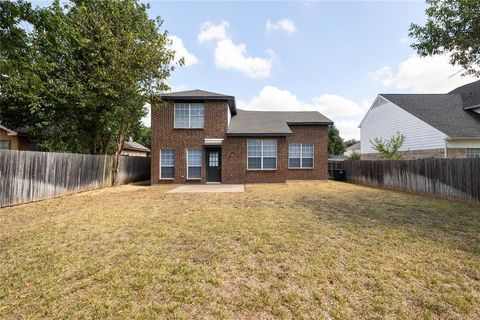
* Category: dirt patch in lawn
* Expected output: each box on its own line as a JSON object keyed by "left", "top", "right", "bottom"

{"left": 1, "top": 181, "right": 479, "bottom": 319}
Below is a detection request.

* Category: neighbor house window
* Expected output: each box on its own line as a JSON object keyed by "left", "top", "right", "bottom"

{"left": 174, "top": 103, "right": 205, "bottom": 128}
{"left": 0, "top": 140, "right": 10, "bottom": 150}
{"left": 247, "top": 140, "right": 277, "bottom": 170}
{"left": 187, "top": 149, "right": 202, "bottom": 179}
{"left": 466, "top": 148, "right": 480, "bottom": 158}
{"left": 289, "top": 143, "right": 314, "bottom": 168}
{"left": 160, "top": 149, "right": 175, "bottom": 179}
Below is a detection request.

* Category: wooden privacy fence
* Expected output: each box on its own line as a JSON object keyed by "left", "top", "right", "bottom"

{"left": 344, "top": 158, "right": 480, "bottom": 202}
{"left": 0, "top": 150, "right": 151, "bottom": 207}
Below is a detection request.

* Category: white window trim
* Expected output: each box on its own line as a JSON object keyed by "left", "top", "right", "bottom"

{"left": 186, "top": 149, "right": 202, "bottom": 180}
{"left": 288, "top": 143, "right": 314, "bottom": 169}
{"left": 159, "top": 149, "right": 175, "bottom": 180}
{"left": 247, "top": 139, "right": 277, "bottom": 171}
{"left": 174, "top": 103, "right": 205, "bottom": 129}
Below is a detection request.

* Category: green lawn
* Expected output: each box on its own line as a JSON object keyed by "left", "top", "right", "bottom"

{"left": 1, "top": 181, "right": 479, "bottom": 319}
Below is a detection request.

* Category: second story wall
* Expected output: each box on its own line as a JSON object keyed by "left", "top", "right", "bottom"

{"left": 150, "top": 100, "right": 229, "bottom": 183}
{"left": 152, "top": 100, "right": 229, "bottom": 142}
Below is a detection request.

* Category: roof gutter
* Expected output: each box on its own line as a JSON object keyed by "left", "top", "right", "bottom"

{"left": 226, "top": 132, "right": 292, "bottom": 137}
{"left": 444, "top": 137, "right": 480, "bottom": 141}
{"left": 160, "top": 95, "right": 237, "bottom": 115}
{"left": 463, "top": 104, "right": 480, "bottom": 110}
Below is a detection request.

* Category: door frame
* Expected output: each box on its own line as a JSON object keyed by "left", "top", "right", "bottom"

{"left": 205, "top": 147, "right": 222, "bottom": 183}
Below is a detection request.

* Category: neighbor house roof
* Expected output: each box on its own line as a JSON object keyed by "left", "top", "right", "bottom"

{"left": 123, "top": 140, "right": 150, "bottom": 152}
{"left": 160, "top": 89, "right": 236, "bottom": 115}
{"left": 380, "top": 93, "right": 480, "bottom": 138}
{"left": 227, "top": 110, "right": 333, "bottom": 136}
{"left": 346, "top": 141, "right": 361, "bottom": 150}
{"left": 0, "top": 124, "right": 28, "bottom": 136}
{"left": 448, "top": 79, "right": 480, "bottom": 109}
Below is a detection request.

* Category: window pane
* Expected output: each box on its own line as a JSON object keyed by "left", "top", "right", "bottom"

{"left": 262, "top": 140, "right": 277, "bottom": 157}
{"left": 160, "top": 149, "right": 175, "bottom": 166}
{"left": 0, "top": 140, "right": 10, "bottom": 150}
{"left": 466, "top": 148, "right": 480, "bottom": 158}
{"left": 187, "top": 149, "right": 202, "bottom": 166}
{"left": 263, "top": 157, "right": 276, "bottom": 169}
{"left": 174, "top": 104, "right": 189, "bottom": 128}
{"left": 248, "top": 157, "right": 261, "bottom": 169}
{"left": 190, "top": 115, "right": 204, "bottom": 128}
{"left": 301, "top": 158, "right": 313, "bottom": 168}
{"left": 161, "top": 167, "right": 175, "bottom": 179}
{"left": 247, "top": 140, "right": 262, "bottom": 157}
{"left": 302, "top": 144, "right": 314, "bottom": 158}
{"left": 289, "top": 158, "right": 301, "bottom": 168}
{"left": 289, "top": 143, "right": 301, "bottom": 158}
{"left": 188, "top": 166, "right": 201, "bottom": 179}
{"left": 190, "top": 103, "right": 204, "bottom": 115}
{"left": 209, "top": 152, "right": 219, "bottom": 167}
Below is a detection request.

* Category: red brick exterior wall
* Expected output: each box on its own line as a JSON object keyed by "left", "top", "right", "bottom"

{"left": 222, "top": 136, "right": 288, "bottom": 183}
{"left": 286, "top": 126, "right": 329, "bottom": 180}
{"left": 151, "top": 100, "right": 229, "bottom": 184}
{"left": 151, "top": 100, "right": 330, "bottom": 184}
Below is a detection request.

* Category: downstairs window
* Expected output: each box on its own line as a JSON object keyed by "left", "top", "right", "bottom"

{"left": 289, "top": 143, "right": 314, "bottom": 168}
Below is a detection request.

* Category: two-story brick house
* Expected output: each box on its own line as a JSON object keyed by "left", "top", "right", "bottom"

{"left": 151, "top": 90, "right": 332, "bottom": 184}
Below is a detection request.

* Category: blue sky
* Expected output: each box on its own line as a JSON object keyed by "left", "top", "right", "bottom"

{"left": 32, "top": 1, "right": 478, "bottom": 139}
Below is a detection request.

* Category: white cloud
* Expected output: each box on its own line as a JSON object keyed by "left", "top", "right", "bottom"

{"left": 198, "top": 21, "right": 274, "bottom": 78}
{"left": 368, "top": 54, "right": 478, "bottom": 93}
{"left": 214, "top": 39, "right": 273, "bottom": 78}
{"left": 169, "top": 35, "right": 199, "bottom": 67}
{"left": 198, "top": 20, "right": 229, "bottom": 43}
{"left": 238, "top": 86, "right": 367, "bottom": 139}
{"left": 266, "top": 19, "right": 297, "bottom": 34}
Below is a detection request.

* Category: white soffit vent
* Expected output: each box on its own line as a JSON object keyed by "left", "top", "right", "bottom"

{"left": 204, "top": 138, "right": 224, "bottom": 146}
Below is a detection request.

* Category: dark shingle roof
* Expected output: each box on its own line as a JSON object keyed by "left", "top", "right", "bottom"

{"left": 381, "top": 93, "right": 480, "bottom": 137}
{"left": 161, "top": 89, "right": 236, "bottom": 114}
{"left": 123, "top": 140, "right": 150, "bottom": 152}
{"left": 227, "top": 110, "right": 332, "bottom": 136}
{"left": 448, "top": 79, "right": 480, "bottom": 108}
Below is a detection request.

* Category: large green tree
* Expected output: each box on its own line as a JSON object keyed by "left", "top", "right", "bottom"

{"left": 328, "top": 125, "right": 346, "bottom": 155}
{"left": 0, "top": 0, "right": 177, "bottom": 158}
{"left": 409, "top": 0, "right": 480, "bottom": 76}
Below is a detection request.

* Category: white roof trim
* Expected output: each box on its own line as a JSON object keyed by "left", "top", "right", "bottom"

{"left": 204, "top": 138, "right": 224, "bottom": 146}
{"left": 0, "top": 124, "right": 18, "bottom": 136}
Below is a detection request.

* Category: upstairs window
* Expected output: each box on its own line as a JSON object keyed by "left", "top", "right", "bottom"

{"left": 247, "top": 140, "right": 277, "bottom": 170}
{"left": 174, "top": 103, "right": 205, "bottom": 128}
{"left": 289, "top": 143, "right": 314, "bottom": 168}
{"left": 466, "top": 148, "right": 480, "bottom": 158}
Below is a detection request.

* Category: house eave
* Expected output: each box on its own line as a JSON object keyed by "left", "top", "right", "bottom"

{"left": 226, "top": 132, "right": 292, "bottom": 137}
{"left": 161, "top": 95, "right": 237, "bottom": 115}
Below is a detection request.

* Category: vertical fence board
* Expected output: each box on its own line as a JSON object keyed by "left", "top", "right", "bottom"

{"left": 0, "top": 150, "right": 151, "bottom": 207}
{"left": 344, "top": 159, "right": 480, "bottom": 202}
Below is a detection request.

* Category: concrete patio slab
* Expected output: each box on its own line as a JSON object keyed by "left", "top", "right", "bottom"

{"left": 167, "top": 184, "right": 245, "bottom": 193}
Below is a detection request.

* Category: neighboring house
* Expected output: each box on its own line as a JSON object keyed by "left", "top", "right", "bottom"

{"left": 151, "top": 90, "right": 332, "bottom": 184}
{"left": 344, "top": 141, "right": 361, "bottom": 157}
{"left": 0, "top": 125, "right": 31, "bottom": 150}
{"left": 121, "top": 140, "right": 150, "bottom": 157}
{"left": 360, "top": 80, "right": 480, "bottom": 159}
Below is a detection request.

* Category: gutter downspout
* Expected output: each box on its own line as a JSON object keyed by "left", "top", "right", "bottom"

{"left": 444, "top": 138, "right": 448, "bottom": 158}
